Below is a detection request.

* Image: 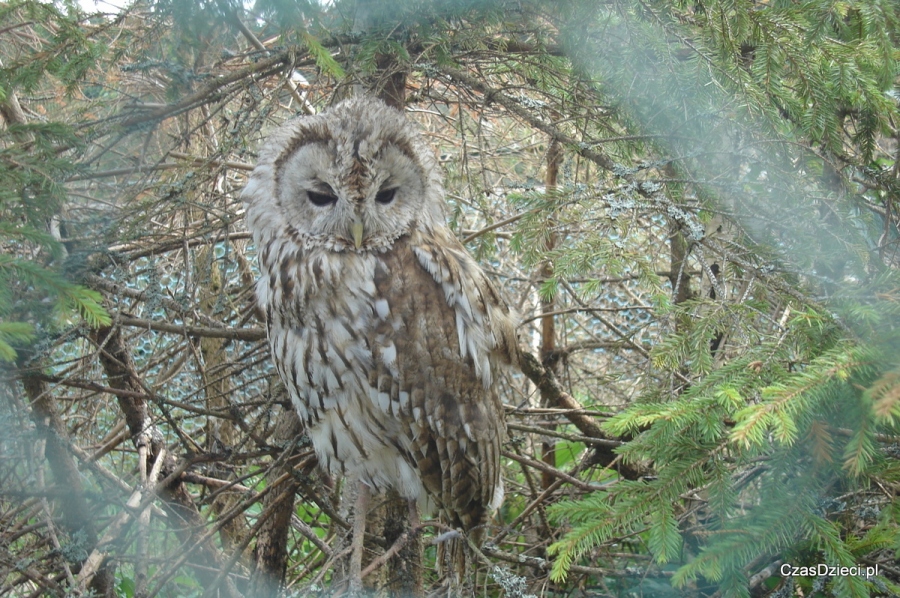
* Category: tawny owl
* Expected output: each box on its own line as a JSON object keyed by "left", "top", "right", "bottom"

{"left": 243, "top": 96, "right": 518, "bottom": 538}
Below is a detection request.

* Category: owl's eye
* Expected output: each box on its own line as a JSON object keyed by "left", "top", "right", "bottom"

{"left": 374, "top": 188, "right": 397, "bottom": 205}
{"left": 307, "top": 190, "right": 338, "bottom": 206}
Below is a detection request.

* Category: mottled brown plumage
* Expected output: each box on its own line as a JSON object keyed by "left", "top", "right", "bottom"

{"left": 243, "top": 96, "right": 517, "bottom": 539}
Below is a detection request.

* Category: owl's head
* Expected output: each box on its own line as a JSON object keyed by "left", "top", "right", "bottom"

{"left": 243, "top": 96, "right": 444, "bottom": 253}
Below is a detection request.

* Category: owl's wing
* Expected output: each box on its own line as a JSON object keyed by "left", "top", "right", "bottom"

{"left": 410, "top": 225, "right": 520, "bottom": 386}
{"left": 405, "top": 225, "right": 518, "bottom": 531}
{"left": 367, "top": 227, "right": 517, "bottom": 533}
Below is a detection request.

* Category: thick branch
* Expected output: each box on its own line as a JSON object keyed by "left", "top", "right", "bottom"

{"left": 518, "top": 351, "right": 645, "bottom": 480}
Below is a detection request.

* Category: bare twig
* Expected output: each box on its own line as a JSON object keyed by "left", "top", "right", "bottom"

{"left": 114, "top": 314, "right": 265, "bottom": 341}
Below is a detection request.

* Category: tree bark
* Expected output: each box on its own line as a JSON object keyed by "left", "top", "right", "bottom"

{"left": 197, "top": 247, "right": 249, "bottom": 553}
{"left": 250, "top": 404, "right": 303, "bottom": 597}
{"left": 539, "top": 134, "right": 563, "bottom": 491}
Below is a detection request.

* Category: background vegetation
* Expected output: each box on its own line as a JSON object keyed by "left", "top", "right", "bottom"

{"left": 2, "top": 0, "right": 900, "bottom": 596}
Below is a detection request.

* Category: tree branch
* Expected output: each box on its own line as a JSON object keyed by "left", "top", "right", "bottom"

{"left": 437, "top": 66, "right": 617, "bottom": 172}
{"left": 114, "top": 314, "right": 265, "bottom": 342}
{"left": 517, "top": 351, "right": 645, "bottom": 479}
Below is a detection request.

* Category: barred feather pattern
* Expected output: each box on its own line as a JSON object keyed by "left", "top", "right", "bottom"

{"left": 243, "top": 97, "right": 518, "bottom": 534}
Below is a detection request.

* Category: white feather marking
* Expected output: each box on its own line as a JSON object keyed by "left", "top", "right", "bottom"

{"left": 479, "top": 355, "right": 492, "bottom": 387}
{"left": 396, "top": 461, "right": 424, "bottom": 502}
{"left": 469, "top": 338, "right": 480, "bottom": 365}
{"left": 377, "top": 392, "right": 390, "bottom": 413}
{"left": 314, "top": 419, "right": 333, "bottom": 465}
{"left": 414, "top": 247, "right": 438, "bottom": 276}
{"left": 413, "top": 407, "right": 422, "bottom": 422}
{"left": 292, "top": 343, "right": 305, "bottom": 377}
{"left": 458, "top": 291, "right": 473, "bottom": 318}
{"left": 398, "top": 391, "right": 410, "bottom": 411}
{"left": 463, "top": 423, "right": 475, "bottom": 441}
{"left": 361, "top": 277, "right": 376, "bottom": 296}
{"left": 292, "top": 398, "right": 309, "bottom": 421}
{"left": 442, "top": 282, "right": 457, "bottom": 303}
{"left": 255, "top": 277, "right": 270, "bottom": 306}
{"left": 327, "top": 322, "right": 351, "bottom": 346}
{"left": 410, "top": 421, "right": 422, "bottom": 440}
{"left": 325, "top": 369, "right": 339, "bottom": 393}
{"left": 374, "top": 298, "right": 390, "bottom": 319}
{"left": 241, "top": 178, "right": 261, "bottom": 199}
{"left": 456, "top": 311, "right": 467, "bottom": 358}
{"left": 381, "top": 343, "right": 397, "bottom": 367}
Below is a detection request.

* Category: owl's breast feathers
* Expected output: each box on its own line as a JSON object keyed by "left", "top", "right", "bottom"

{"left": 261, "top": 226, "right": 517, "bottom": 531}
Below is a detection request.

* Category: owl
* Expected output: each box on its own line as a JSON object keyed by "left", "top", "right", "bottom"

{"left": 242, "top": 96, "right": 518, "bottom": 543}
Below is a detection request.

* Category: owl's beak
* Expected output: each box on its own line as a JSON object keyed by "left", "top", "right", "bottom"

{"left": 351, "top": 217, "right": 364, "bottom": 249}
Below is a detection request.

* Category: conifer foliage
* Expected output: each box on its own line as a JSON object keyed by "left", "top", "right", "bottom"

{"left": 1, "top": 0, "right": 899, "bottom": 596}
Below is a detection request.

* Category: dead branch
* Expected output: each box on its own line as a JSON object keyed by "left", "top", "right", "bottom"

{"left": 114, "top": 314, "right": 265, "bottom": 341}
